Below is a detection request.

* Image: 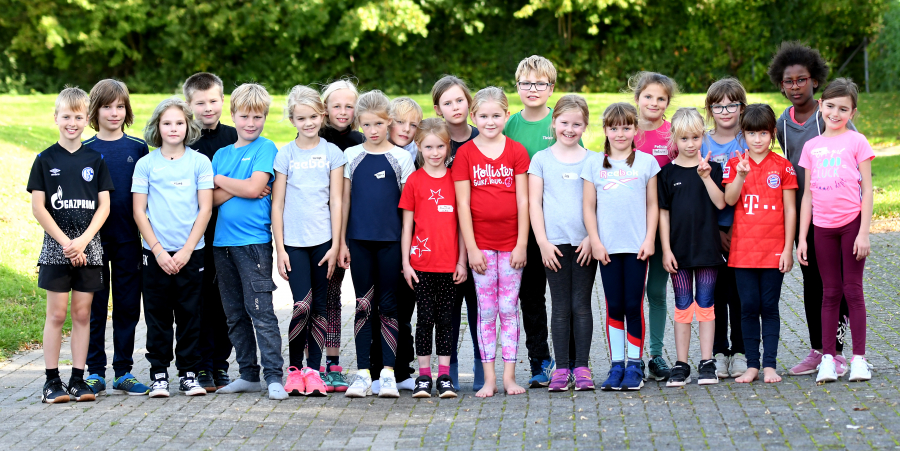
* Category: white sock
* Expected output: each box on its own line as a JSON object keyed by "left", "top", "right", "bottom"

{"left": 268, "top": 382, "right": 288, "bottom": 400}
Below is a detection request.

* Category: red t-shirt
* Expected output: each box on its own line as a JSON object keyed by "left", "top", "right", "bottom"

{"left": 398, "top": 168, "right": 459, "bottom": 273}
{"left": 451, "top": 138, "right": 530, "bottom": 252}
{"left": 723, "top": 152, "right": 798, "bottom": 268}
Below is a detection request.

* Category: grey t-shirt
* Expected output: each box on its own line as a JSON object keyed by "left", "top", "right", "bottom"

{"left": 528, "top": 148, "right": 594, "bottom": 246}
{"left": 274, "top": 138, "right": 347, "bottom": 247}
{"left": 581, "top": 151, "right": 661, "bottom": 254}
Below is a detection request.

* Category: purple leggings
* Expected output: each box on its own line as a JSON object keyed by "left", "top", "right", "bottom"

{"left": 815, "top": 214, "right": 866, "bottom": 356}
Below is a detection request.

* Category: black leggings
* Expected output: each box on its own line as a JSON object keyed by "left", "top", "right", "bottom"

{"left": 796, "top": 221, "right": 848, "bottom": 352}
{"left": 414, "top": 271, "right": 456, "bottom": 357}
{"left": 599, "top": 253, "right": 647, "bottom": 361}
{"left": 285, "top": 241, "right": 331, "bottom": 370}
{"left": 545, "top": 244, "right": 597, "bottom": 368}
{"left": 348, "top": 239, "right": 401, "bottom": 370}
{"left": 735, "top": 268, "right": 784, "bottom": 369}
{"left": 714, "top": 227, "right": 743, "bottom": 355}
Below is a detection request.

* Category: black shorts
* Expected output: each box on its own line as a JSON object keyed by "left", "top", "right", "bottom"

{"left": 37, "top": 264, "right": 104, "bottom": 293}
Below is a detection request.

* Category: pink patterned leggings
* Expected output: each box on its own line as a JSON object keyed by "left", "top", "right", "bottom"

{"left": 472, "top": 250, "right": 523, "bottom": 363}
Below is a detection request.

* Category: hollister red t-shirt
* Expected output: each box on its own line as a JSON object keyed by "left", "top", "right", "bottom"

{"left": 399, "top": 168, "right": 459, "bottom": 273}
{"left": 724, "top": 152, "right": 798, "bottom": 268}
{"left": 451, "top": 138, "right": 530, "bottom": 252}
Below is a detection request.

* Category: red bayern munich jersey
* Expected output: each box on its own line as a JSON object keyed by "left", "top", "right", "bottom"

{"left": 723, "top": 151, "right": 798, "bottom": 268}
{"left": 398, "top": 168, "right": 459, "bottom": 273}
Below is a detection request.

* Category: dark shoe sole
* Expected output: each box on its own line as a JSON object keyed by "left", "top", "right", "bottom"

{"left": 306, "top": 389, "right": 327, "bottom": 397}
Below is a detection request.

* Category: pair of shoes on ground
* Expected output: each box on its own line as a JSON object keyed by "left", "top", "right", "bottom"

{"left": 548, "top": 367, "right": 594, "bottom": 391}
{"left": 815, "top": 353, "right": 872, "bottom": 383}
{"left": 713, "top": 353, "right": 748, "bottom": 378}
{"left": 84, "top": 372, "right": 151, "bottom": 396}
{"left": 42, "top": 377, "right": 96, "bottom": 404}
{"left": 196, "top": 369, "right": 232, "bottom": 393}
{"left": 346, "top": 369, "right": 403, "bottom": 398}
{"left": 666, "top": 360, "right": 719, "bottom": 386}
{"left": 789, "top": 349, "right": 850, "bottom": 377}
{"left": 412, "top": 374, "right": 458, "bottom": 398}
{"left": 149, "top": 372, "right": 208, "bottom": 398}
{"left": 601, "top": 362, "right": 645, "bottom": 391}
{"left": 284, "top": 366, "right": 328, "bottom": 397}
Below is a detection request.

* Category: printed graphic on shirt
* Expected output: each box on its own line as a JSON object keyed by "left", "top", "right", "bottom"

{"left": 596, "top": 168, "right": 641, "bottom": 191}
{"left": 808, "top": 146, "right": 851, "bottom": 191}
{"left": 471, "top": 163, "right": 514, "bottom": 188}
{"left": 410, "top": 236, "right": 431, "bottom": 258}
{"left": 429, "top": 189, "right": 444, "bottom": 205}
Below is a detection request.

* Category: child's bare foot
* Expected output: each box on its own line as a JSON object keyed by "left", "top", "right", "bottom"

{"left": 503, "top": 379, "right": 525, "bottom": 395}
{"left": 735, "top": 368, "right": 759, "bottom": 383}
{"left": 476, "top": 382, "right": 498, "bottom": 398}
{"left": 763, "top": 367, "right": 781, "bottom": 383}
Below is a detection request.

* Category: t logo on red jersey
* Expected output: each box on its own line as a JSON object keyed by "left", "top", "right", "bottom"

{"left": 744, "top": 194, "right": 760, "bottom": 215}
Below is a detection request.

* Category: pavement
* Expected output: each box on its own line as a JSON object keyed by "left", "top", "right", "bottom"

{"left": 0, "top": 232, "right": 898, "bottom": 450}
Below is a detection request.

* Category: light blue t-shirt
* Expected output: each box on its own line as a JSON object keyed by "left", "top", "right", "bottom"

{"left": 702, "top": 133, "right": 746, "bottom": 227}
{"left": 527, "top": 148, "right": 593, "bottom": 246}
{"left": 211, "top": 136, "right": 278, "bottom": 247}
{"left": 132, "top": 148, "right": 214, "bottom": 252}
{"left": 581, "top": 151, "right": 661, "bottom": 255}
{"left": 274, "top": 139, "right": 347, "bottom": 247}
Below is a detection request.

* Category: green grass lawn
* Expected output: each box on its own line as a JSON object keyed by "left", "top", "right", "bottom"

{"left": 0, "top": 91, "right": 898, "bottom": 359}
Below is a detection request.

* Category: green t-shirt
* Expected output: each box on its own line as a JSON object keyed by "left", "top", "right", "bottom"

{"left": 504, "top": 108, "right": 583, "bottom": 159}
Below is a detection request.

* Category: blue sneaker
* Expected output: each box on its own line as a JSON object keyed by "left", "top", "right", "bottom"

{"left": 601, "top": 362, "right": 625, "bottom": 391}
{"left": 620, "top": 362, "right": 645, "bottom": 390}
{"left": 84, "top": 374, "right": 106, "bottom": 395}
{"left": 528, "top": 358, "right": 554, "bottom": 388}
{"left": 111, "top": 373, "right": 150, "bottom": 396}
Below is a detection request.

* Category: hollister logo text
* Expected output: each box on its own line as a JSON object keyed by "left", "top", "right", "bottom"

{"left": 472, "top": 164, "right": 513, "bottom": 187}
{"left": 50, "top": 186, "right": 95, "bottom": 211}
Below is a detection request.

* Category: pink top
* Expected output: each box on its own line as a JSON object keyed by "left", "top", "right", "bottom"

{"left": 798, "top": 130, "right": 875, "bottom": 228}
{"left": 635, "top": 121, "right": 672, "bottom": 168}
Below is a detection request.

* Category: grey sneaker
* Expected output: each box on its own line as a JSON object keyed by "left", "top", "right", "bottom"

{"left": 345, "top": 372, "right": 372, "bottom": 398}
{"left": 730, "top": 354, "right": 747, "bottom": 378}
{"left": 714, "top": 353, "right": 731, "bottom": 378}
{"left": 378, "top": 370, "right": 400, "bottom": 398}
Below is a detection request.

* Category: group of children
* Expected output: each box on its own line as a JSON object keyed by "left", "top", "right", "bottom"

{"left": 30, "top": 41, "right": 875, "bottom": 404}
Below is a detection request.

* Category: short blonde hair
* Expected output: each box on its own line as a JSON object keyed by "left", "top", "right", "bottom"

{"left": 230, "top": 83, "right": 271, "bottom": 116}
{"left": 414, "top": 117, "right": 451, "bottom": 167}
{"left": 515, "top": 55, "right": 557, "bottom": 85}
{"left": 390, "top": 97, "right": 423, "bottom": 123}
{"left": 321, "top": 78, "right": 360, "bottom": 130}
{"left": 356, "top": 90, "right": 392, "bottom": 122}
{"left": 285, "top": 85, "right": 327, "bottom": 120}
{"left": 668, "top": 107, "right": 706, "bottom": 158}
{"left": 143, "top": 97, "right": 202, "bottom": 148}
{"left": 55, "top": 86, "right": 89, "bottom": 115}
{"left": 470, "top": 86, "right": 508, "bottom": 115}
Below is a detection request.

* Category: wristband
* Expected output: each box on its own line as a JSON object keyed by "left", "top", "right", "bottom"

{"left": 150, "top": 242, "right": 161, "bottom": 252}
{"left": 155, "top": 251, "right": 165, "bottom": 259}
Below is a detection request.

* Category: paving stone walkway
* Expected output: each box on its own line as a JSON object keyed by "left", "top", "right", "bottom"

{"left": 0, "top": 233, "right": 899, "bottom": 450}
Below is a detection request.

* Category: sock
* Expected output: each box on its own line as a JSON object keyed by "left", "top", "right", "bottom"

{"left": 46, "top": 368, "right": 60, "bottom": 382}
{"left": 215, "top": 378, "right": 261, "bottom": 394}
{"left": 420, "top": 367, "right": 432, "bottom": 378}
{"left": 268, "top": 382, "right": 288, "bottom": 400}
{"left": 627, "top": 358, "right": 642, "bottom": 367}
{"left": 438, "top": 365, "right": 450, "bottom": 377}
{"left": 357, "top": 369, "right": 371, "bottom": 380}
{"left": 326, "top": 356, "right": 339, "bottom": 367}
{"left": 612, "top": 360, "right": 625, "bottom": 367}
{"left": 69, "top": 367, "right": 85, "bottom": 384}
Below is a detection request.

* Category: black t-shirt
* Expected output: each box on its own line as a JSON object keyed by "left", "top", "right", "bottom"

{"left": 27, "top": 143, "right": 114, "bottom": 266}
{"left": 192, "top": 122, "right": 238, "bottom": 246}
{"left": 447, "top": 125, "right": 479, "bottom": 169}
{"left": 321, "top": 126, "right": 365, "bottom": 151}
{"left": 657, "top": 161, "right": 725, "bottom": 268}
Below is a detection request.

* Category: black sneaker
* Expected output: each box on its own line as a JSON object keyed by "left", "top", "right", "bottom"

{"left": 648, "top": 356, "right": 672, "bottom": 381}
{"left": 666, "top": 361, "right": 691, "bottom": 387}
{"left": 697, "top": 359, "right": 719, "bottom": 385}
{"left": 197, "top": 370, "right": 216, "bottom": 393}
{"left": 436, "top": 374, "right": 458, "bottom": 398}
{"left": 149, "top": 375, "right": 170, "bottom": 398}
{"left": 213, "top": 369, "right": 231, "bottom": 389}
{"left": 67, "top": 378, "right": 96, "bottom": 402}
{"left": 180, "top": 373, "right": 207, "bottom": 396}
{"left": 42, "top": 378, "right": 70, "bottom": 404}
{"left": 412, "top": 375, "right": 433, "bottom": 398}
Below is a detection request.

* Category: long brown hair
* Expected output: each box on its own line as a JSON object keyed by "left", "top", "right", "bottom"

{"left": 602, "top": 102, "right": 638, "bottom": 168}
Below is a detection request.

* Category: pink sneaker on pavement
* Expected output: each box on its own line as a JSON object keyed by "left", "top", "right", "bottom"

{"left": 834, "top": 355, "right": 848, "bottom": 377}
{"left": 788, "top": 349, "right": 823, "bottom": 376}
{"left": 284, "top": 366, "right": 305, "bottom": 396}
{"left": 302, "top": 367, "right": 327, "bottom": 397}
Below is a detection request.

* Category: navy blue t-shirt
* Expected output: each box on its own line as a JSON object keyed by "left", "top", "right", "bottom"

{"left": 343, "top": 145, "right": 415, "bottom": 241}
{"left": 82, "top": 134, "right": 149, "bottom": 244}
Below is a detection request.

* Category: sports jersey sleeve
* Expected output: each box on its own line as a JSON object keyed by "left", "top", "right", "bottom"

{"left": 527, "top": 151, "right": 545, "bottom": 178}
{"left": 273, "top": 145, "right": 290, "bottom": 175}
{"left": 711, "top": 161, "right": 724, "bottom": 192}
{"left": 398, "top": 172, "right": 417, "bottom": 211}
{"left": 397, "top": 149, "right": 415, "bottom": 184}
{"left": 343, "top": 145, "right": 363, "bottom": 180}
{"left": 723, "top": 157, "right": 738, "bottom": 184}
{"left": 252, "top": 140, "right": 277, "bottom": 181}
{"left": 196, "top": 154, "right": 214, "bottom": 190}
{"left": 131, "top": 155, "right": 150, "bottom": 194}
{"left": 451, "top": 144, "right": 470, "bottom": 181}
{"left": 657, "top": 168, "right": 671, "bottom": 210}
{"left": 96, "top": 157, "right": 115, "bottom": 193}
{"left": 26, "top": 154, "right": 45, "bottom": 193}
{"left": 329, "top": 144, "right": 347, "bottom": 170}
{"left": 781, "top": 158, "right": 799, "bottom": 190}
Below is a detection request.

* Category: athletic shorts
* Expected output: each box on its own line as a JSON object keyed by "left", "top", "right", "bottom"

{"left": 37, "top": 264, "right": 104, "bottom": 293}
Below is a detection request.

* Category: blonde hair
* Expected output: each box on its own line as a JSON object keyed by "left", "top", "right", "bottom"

{"left": 704, "top": 77, "right": 748, "bottom": 126}
{"left": 668, "top": 107, "right": 706, "bottom": 158}
{"left": 431, "top": 75, "right": 473, "bottom": 109}
{"left": 182, "top": 72, "right": 224, "bottom": 103}
{"left": 230, "top": 82, "right": 271, "bottom": 116}
{"left": 628, "top": 71, "right": 679, "bottom": 119}
{"left": 515, "top": 55, "right": 558, "bottom": 85}
{"left": 55, "top": 86, "right": 89, "bottom": 115}
{"left": 470, "top": 86, "right": 509, "bottom": 115}
{"left": 285, "top": 85, "right": 327, "bottom": 120}
{"left": 143, "top": 97, "right": 202, "bottom": 148}
{"left": 321, "top": 79, "right": 360, "bottom": 130}
{"left": 551, "top": 94, "right": 589, "bottom": 127}
{"left": 88, "top": 79, "right": 134, "bottom": 131}
{"left": 414, "top": 118, "right": 451, "bottom": 167}
{"left": 601, "top": 102, "right": 639, "bottom": 169}
{"left": 390, "top": 97, "right": 423, "bottom": 123}
{"left": 356, "top": 90, "right": 392, "bottom": 122}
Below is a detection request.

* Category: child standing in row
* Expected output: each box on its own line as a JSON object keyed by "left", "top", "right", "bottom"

{"left": 342, "top": 90, "right": 415, "bottom": 398}
{"left": 723, "top": 104, "right": 797, "bottom": 384}
{"left": 400, "top": 118, "right": 465, "bottom": 399}
{"left": 132, "top": 98, "right": 212, "bottom": 398}
{"left": 630, "top": 71, "right": 678, "bottom": 381}
{"left": 273, "top": 85, "right": 345, "bottom": 397}
{"left": 529, "top": 95, "right": 597, "bottom": 392}
{"left": 453, "top": 87, "right": 530, "bottom": 397}
{"left": 797, "top": 78, "right": 875, "bottom": 383}
{"left": 584, "top": 102, "right": 660, "bottom": 391}
{"left": 658, "top": 108, "right": 726, "bottom": 387}
{"left": 30, "top": 87, "right": 113, "bottom": 403}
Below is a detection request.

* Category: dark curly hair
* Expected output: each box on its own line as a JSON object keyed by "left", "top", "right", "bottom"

{"left": 766, "top": 41, "right": 829, "bottom": 95}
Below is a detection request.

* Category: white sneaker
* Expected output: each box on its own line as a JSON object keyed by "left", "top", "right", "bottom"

{"left": 848, "top": 356, "right": 873, "bottom": 382}
{"left": 378, "top": 370, "right": 400, "bottom": 398}
{"left": 730, "top": 354, "right": 747, "bottom": 378}
{"left": 714, "top": 353, "right": 731, "bottom": 378}
{"left": 371, "top": 379, "right": 381, "bottom": 394}
{"left": 345, "top": 372, "right": 373, "bottom": 398}
{"left": 816, "top": 354, "right": 838, "bottom": 383}
{"left": 149, "top": 379, "right": 169, "bottom": 398}
{"left": 397, "top": 377, "right": 416, "bottom": 391}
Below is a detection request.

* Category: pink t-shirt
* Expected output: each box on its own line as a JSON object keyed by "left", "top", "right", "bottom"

{"left": 798, "top": 130, "right": 875, "bottom": 228}
{"left": 635, "top": 121, "right": 672, "bottom": 168}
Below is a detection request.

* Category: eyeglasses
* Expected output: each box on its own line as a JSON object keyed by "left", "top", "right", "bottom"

{"left": 517, "top": 82, "right": 553, "bottom": 91}
{"left": 782, "top": 77, "right": 810, "bottom": 89}
{"left": 711, "top": 103, "right": 741, "bottom": 114}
